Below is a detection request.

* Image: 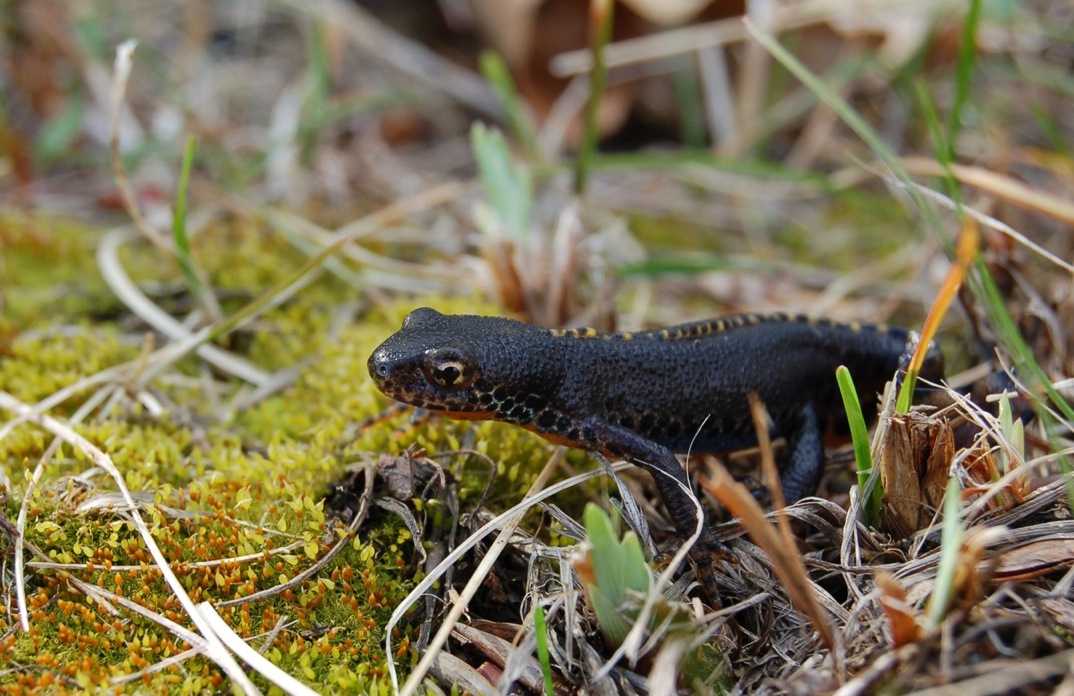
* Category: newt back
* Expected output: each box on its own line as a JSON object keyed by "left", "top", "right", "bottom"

{"left": 369, "top": 308, "right": 936, "bottom": 465}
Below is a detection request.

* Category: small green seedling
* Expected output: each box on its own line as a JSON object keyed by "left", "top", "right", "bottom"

{"left": 836, "top": 365, "right": 881, "bottom": 526}
{"left": 581, "top": 503, "right": 652, "bottom": 646}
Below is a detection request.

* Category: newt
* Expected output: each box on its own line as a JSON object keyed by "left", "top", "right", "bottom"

{"left": 368, "top": 307, "right": 942, "bottom": 605}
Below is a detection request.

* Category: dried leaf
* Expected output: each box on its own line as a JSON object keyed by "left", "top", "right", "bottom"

{"left": 948, "top": 527, "right": 1005, "bottom": 614}
{"left": 875, "top": 573, "right": 923, "bottom": 648}
{"left": 992, "top": 538, "right": 1074, "bottom": 582}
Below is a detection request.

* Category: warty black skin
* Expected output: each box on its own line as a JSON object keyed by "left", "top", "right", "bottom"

{"left": 368, "top": 307, "right": 941, "bottom": 605}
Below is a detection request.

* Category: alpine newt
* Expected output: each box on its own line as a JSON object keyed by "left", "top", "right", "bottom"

{"left": 368, "top": 307, "right": 942, "bottom": 605}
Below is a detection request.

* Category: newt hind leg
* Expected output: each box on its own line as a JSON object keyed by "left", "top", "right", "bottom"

{"left": 776, "top": 402, "right": 824, "bottom": 503}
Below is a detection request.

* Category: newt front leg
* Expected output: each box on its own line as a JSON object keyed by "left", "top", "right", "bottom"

{"left": 594, "top": 419, "right": 729, "bottom": 606}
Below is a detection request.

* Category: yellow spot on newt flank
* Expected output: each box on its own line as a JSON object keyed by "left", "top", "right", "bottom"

{"left": 620, "top": 332, "right": 633, "bottom": 340}
{"left": 849, "top": 322, "right": 862, "bottom": 333}
{"left": 581, "top": 327, "right": 598, "bottom": 338}
{"left": 746, "top": 314, "right": 759, "bottom": 324}
{"left": 660, "top": 329, "right": 671, "bottom": 339}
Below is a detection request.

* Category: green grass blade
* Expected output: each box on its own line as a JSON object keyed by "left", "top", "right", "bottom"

{"left": 616, "top": 255, "right": 752, "bottom": 278}
{"left": 671, "top": 56, "right": 706, "bottom": 149}
{"left": 946, "top": 0, "right": 982, "bottom": 162}
{"left": 471, "top": 122, "right": 533, "bottom": 240}
{"left": 912, "top": 77, "right": 960, "bottom": 206}
{"left": 298, "top": 90, "right": 411, "bottom": 140}
{"left": 480, "top": 51, "right": 539, "bottom": 159}
{"left": 301, "top": 19, "right": 332, "bottom": 158}
{"left": 971, "top": 261, "right": 1074, "bottom": 423}
{"left": 573, "top": 0, "right": 614, "bottom": 196}
{"left": 968, "top": 261, "right": 1074, "bottom": 508}
{"left": 928, "top": 478, "right": 963, "bottom": 628}
{"left": 533, "top": 604, "right": 555, "bottom": 696}
{"left": 172, "top": 136, "right": 219, "bottom": 319}
{"left": 836, "top": 366, "right": 880, "bottom": 525}
{"left": 1029, "top": 102, "right": 1072, "bottom": 157}
{"left": 742, "top": 21, "right": 944, "bottom": 243}
{"left": 589, "top": 150, "right": 828, "bottom": 184}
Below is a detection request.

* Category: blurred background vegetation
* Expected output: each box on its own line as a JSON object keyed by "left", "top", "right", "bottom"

{"left": 1, "top": 0, "right": 1073, "bottom": 693}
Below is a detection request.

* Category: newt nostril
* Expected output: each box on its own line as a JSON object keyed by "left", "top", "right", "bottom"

{"left": 368, "top": 351, "right": 392, "bottom": 380}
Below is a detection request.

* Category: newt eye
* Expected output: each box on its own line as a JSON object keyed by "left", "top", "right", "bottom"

{"left": 433, "top": 361, "right": 465, "bottom": 386}
{"left": 424, "top": 351, "right": 475, "bottom": 389}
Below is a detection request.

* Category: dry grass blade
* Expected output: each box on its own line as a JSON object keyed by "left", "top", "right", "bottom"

{"left": 260, "top": 205, "right": 464, "bottom": 291}
{"left": 64, "top": 575, "right": 206, "bottom": 651}
{"left": 831, "top": 644, "right": 920, "bottom": 696}
{"left": 0, "top": 365, "right": 130, "bottom": 444}
{"left": 214, "top": 477, "right": 370, "bottom": 609}
{"left": 426, "top": 651, "right": 497, "bottom": 694}
{"left": 883, "top": 172, "right": 1074, "bottom": 275}
{"left": 194, "top": 602, "right": 319, "bottom": 696}
{"left": 108, "top": 40, "right": 169, "bottom": 251}
{"left": 381, "top": 458, "right": 657, "bottom": 692}
{"left": 700, "top": 465, "right": 836, "bottom": 650}
{"left": 906, "top": 648, "right": 1074, "bottom": 696}
{"left": 550, "top": 0, "right": 954, "bottom": 76}
{"left": 108, "top": 648, "right": 202, "bottom": 686}
{"left": 26, "top": 536, "right": 307, "bottom": 573}
{"left": 394, "top": 449, "right": 562, "bottom": 696}
{"left": 450, "top": 623, "right": 549, "bottom": 693}
{"left": 381, "top": 462, "right": 614, "bottom": 689}
{"left": 901, "top": 156, "right": 1074, "bottom": 227}
{"left": 97, "top": 227, "right": 272, "bottom": 386}
{"left": 59, "top": 575, "right": 224, "bottom": 687}
{"left": 278, "top": 0, "right": 501, "bottom": 118}
{"left": 14, "top": 439, "right": 62, "bottom": 632}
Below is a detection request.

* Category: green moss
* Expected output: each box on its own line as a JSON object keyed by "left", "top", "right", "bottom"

{"left": 3, "top": 464, "right": 418, "bottom": 692}
{"left": 0, "top": 212, "right": 588, "bottom": 692}
{"left": 0, "top": 212, "right": 121, "bottom": 332}
{"left": 813, "top": 191, "right": 914, "bottom": 268}
{"left": 0, "top": 330, "right": 137, "bottom": 405}
{"left": 111, "top": 219, "right": 349, "bottom": 372}
{"left": 629, "top": 213, "right": 730, "bottom": 254}
{"left": 0, "top": 214, "right": 430, "bottom": 692}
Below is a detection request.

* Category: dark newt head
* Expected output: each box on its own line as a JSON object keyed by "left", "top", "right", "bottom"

{"left": 368, "top": 307, "right": 561, "bottom": 422}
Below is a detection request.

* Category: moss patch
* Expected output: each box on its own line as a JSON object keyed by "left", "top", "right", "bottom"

{"left": 0, "top": 214, "right": 565, "bottom": 693}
